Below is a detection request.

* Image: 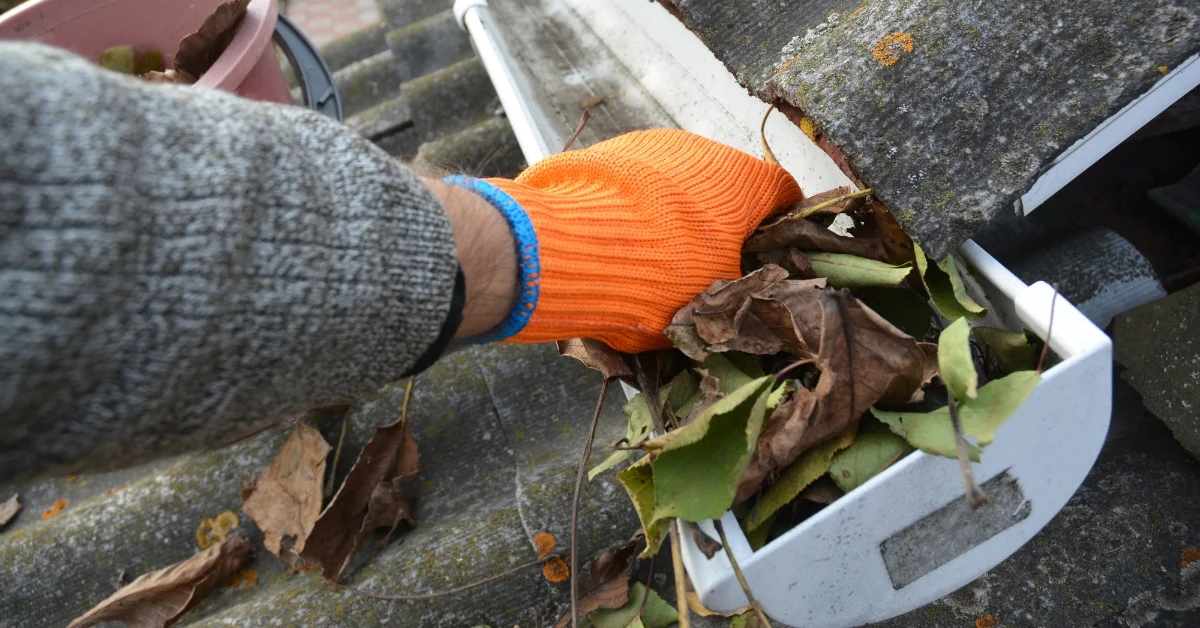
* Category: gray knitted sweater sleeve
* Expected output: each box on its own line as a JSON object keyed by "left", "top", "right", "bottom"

{"left": 0, "top": 43, "right": 461, "bottom": 481}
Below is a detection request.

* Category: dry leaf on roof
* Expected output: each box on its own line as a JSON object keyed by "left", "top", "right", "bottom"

{"left": 300, "top": 408, "right": 420, "bottom": 581}
{"left": 241, "top": 423, "right": 330, "bottom": 567}
{"left": 68, "top": 533, "right": 252, "bottom": 628}
{"left": 174, "top": 0, "right": 252, "bottom": 78}
{"left": 552, "top": 535, "right": 641, "bottom": 628}
{"left": 0, "top": 494, "right": 21, "bottom": 530}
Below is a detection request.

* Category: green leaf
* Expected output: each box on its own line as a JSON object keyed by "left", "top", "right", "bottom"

{"left": 829, "top": 419, "right": 912, "bottom": 493}
{"left": 648, "top": 376, "right": 775, "bottom": 522}
{"left": 591, "top": 371, "right": 699, "bottom": 481}
{"left": 98, "top": 46, "right": 136, "bottom": 74}
{"left": 661, "top": 370, "right": 700, "bottom": 413}
{"left": 743, "top": 511, "right": 775, "bottom": 551}
{"left": 807, "top": 252, "right": 912, "bottom": 288}
{"left": 745, "top": 423, "right": 858, "bottom": 531}
{"left": 766, "top": 380, "right": 789, "bottom": 412}
{"left": 873, "top": 371, "right": 1041, "bottom": 461}
{"left": 913, "top": 244, "right": 987, "bottom": 320}
{"left": 585, "top": 582, "right": 677, "bottom": 628}
{"left": 730, "top": 610, "right": 766, "bottom": 628}
{"left": 972, "top": 327, "right": 1041, "bottom": 374}
{"left": 590, "top": 396, "right": 654, "bottom": 481}
{"left": 938, "top": 318, "right": 978, "bottom": 401}
{"left": 133, "top": 48, "right": 165, "bottom": 75}
{"left": 615, "top": 456, "right": 670, "bottom": 557}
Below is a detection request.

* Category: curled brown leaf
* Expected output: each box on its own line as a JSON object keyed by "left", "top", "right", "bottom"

{"left": 746, "top": 216, "right": 888, "bottom": 262}
{"left": 174, "top": 0, "right": 251, "bottom": 78}
{"left": 300, "top": 408, "right": 420, "bottom": 581}
{"left": 665, "top": 265, "right": 825, "bottom": 361}
{"left": 557, "top": 338, "right": 632, "bottom": 379}
{"left": 241, "top": 423, "right": 330, "bottom": 566}
{"left": 735, "top": 291, "right": 929, "bottom": 502}
{"left": 68, "top": 533, "right": 252, "bottom": 628}
{"left": 0, "top": 494, "right": 20, "bottom": 530}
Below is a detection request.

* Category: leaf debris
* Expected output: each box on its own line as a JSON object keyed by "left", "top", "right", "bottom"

{"left": 68, "top": 533, "right": 252, "bottom": 628}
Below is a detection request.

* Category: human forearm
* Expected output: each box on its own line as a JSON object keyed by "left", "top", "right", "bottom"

{"left": 0, "top": 43, "right": 461, "bottom": 479}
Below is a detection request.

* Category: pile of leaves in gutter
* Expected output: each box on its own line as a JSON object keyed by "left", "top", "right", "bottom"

{"left": 559, "top": 117, "right": 1050, "bottom": 627}
{"left": 95, "top": 0, "right": 250, "bottom": 84}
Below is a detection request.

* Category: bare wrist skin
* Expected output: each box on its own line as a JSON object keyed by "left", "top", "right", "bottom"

{"left": 420, "top": 177, "right": 519, "bottom": 338}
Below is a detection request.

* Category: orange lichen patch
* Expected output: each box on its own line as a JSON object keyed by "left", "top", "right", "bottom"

{"left": 778, "top": 55, "right": 802, "bottom": 74}
{"left": 849, "top": 6, "right": 867, "bottom": 19}
{"left": 1182, "top": 548, "right": 1200, "bottom": 568}
{"left": 65, "top": 474, "right": 79, "bottom": 482}
{"left": 40, "top": 498, "right": 68, "bottom": 519}
{"left": 542, "top": 556, "right": 570, "bottom": 583}
{"left": 534, "top": 531, "right": 556, "bottom": 559}
{"left": 105, "top": 485, "right": 128, "bottom": 497}
{"left": 228, "top": 569, "right": 259, "bottom": 589}
{"left": 196, "top": 510, "right": 241, "bottom": 549}
{"left": 1159, "top": 65, "right": 1170, "bottom": 75}
{"left": 800, "top": 117, "right": 818, "bottom": 141}
{"left": 871, "top": 32, "right": 915, "bottom": 67}
{"left": 976, "top": 615, "right": 998, "bottom": 628}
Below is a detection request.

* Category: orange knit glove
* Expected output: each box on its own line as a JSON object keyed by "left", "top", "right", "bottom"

{"left": 447, "top": 129, "right": 802, "bottom": 353}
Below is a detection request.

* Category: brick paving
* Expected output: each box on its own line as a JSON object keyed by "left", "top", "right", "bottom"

{"left": 284, "top": 0, "right": 379, "bottom": 47}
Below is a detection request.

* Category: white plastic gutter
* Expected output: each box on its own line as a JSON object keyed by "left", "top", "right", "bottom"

{"left": 454, "top": 0, "right": 553, "bottom": 165}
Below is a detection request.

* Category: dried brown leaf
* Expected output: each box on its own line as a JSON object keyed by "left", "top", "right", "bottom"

{"left": 746, "top": 216, "right": 888, "bottom": 262}
{"left": 909, "top": 342, "right": 941, "bottom": 403}
{"left": 242, "top": 423, "right": 330, "bottom": 566}
{"left": 173, "top": 0, "right": 251, "bottom": 78}
{"left": 300, "top": 410, "right": 420, "bottom": 581}
{"left": 788, "top": 248, "right": 818, "bottom": 279}
{"left": 557, "top": 338, "right": 632, "bottom": 379}
{"left": 851, "top": 200, "right": 916, "bottom": 266}
{"left": 747, "top": 280, "right": 826, "bottom": 360}
{"left": 735, "top": 291, "right": 928, "bottom": 502}
{"left": 680, "top": 368, "right": 723, "bottom": 426}
{"left": 693, "top": 266, "right": 789, "bottom": 344}
{"left": 799, "top": 476, "right": 845, "bottom": 504}
{"left": 0, "top": 494, "right": 20, "bottom": 530}
{"left": 688, "top": 521, "right": 723, "bottom": 559}
{"left": 553, "top": 535, "right": 641, "bottom": 628}
{"left": 360, "top": 420, "right": 420, "bottom": 548}
{"left": 735, "top": 385, "right": 818, "bottom": 502}
{"left": 815, "top": 291, "right": 928, "bottom": 419}
{"left": 665, "top": 266, "right": 825, "bottom": 361}
{"left": 68, "top": 533, "right": 252, "bottom": 628}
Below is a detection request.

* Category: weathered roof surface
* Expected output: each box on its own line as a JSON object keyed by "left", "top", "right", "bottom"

{"left": 658, "top": 0, "right": 1200, "bottom": 257}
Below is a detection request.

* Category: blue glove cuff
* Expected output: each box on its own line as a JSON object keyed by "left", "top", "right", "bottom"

{"left": 442, "top": 175, "right": 540, "bottom": 343}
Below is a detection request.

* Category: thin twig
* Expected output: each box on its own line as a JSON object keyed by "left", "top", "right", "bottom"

{"left": 632, "top": 356, "right": 666, "bottom": 434}
{"left": 324, "top": 407, "right": 353, "bottom": 498}
{"left": 713, "top": 519, "right": 771, "bottom": 627}
{"left": 633, "top": 555, "right": 656, "bottom": 623}
{"left": 760, "top": 105, "right": 779, "bottom": 165}
{"left": 774, "top": 358, "right": 815, "bottom": 380}
{"left": 760, "top": 189, "right": 874, "bottom": 230}
{"left": 670, "top": 520, "right": 691, "bottom": 628}
{"left": 342, "top": 555, "right": 557, "bottom": 600}
{"left": 570, "top": 378, "right": 610, "bottom": 628}
{"left": 562, "top": 108, "right": 593, "bottom": 152}
{"left": 948, "top": 395, "right": 988, "bottom": 508}
{"left": 1036, "top": 283, "right": 1059, "bottom": 374}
